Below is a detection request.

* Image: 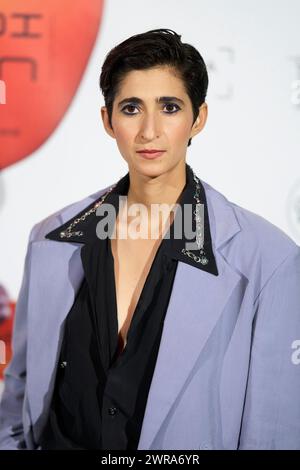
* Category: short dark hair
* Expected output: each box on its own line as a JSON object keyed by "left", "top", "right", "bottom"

{"left": 99, "top": 28, "right": 209, "bottom": 147}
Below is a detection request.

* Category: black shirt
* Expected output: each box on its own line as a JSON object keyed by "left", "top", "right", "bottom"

{"left": 40, "top": 163, "right": 218, "bottom": 450}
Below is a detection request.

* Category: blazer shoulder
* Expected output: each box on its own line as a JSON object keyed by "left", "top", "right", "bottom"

{"left": 229, "top": 199, "right": 298, "bottom": 254}
{"left": 228, "top": 198, "right": 299, "bottom": 287}
{"left": 29, "top": 184, "right": 112, "bottom": 243}
{"left": 202, "top": 179, "right": 299, "bottom": 286}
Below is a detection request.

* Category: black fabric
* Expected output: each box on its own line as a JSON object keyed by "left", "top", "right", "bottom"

{"left": 39, "top": 163, "right": 218, "bottom": 450}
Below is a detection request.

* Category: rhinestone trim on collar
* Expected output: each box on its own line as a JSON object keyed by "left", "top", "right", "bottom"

{"left": 59, "top": 165, "right": 209, "bottom": 265}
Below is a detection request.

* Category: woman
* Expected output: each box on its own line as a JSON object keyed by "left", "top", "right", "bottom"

{"left": 0, "top": 28, "right": 299, "bottom": 450}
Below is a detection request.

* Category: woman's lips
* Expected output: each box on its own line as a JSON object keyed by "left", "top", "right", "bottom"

{"left": 136, "top": 150, "right": 166, "bottom": 159}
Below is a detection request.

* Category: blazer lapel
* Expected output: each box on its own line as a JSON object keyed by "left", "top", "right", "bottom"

{"left": 26, "top": 240, "right": 83, "bottom": 430}
{"left": 26, "top": 189, "right": 107, "bottom": 433}
{"left": 137, "top": 185, "right": 242, "bottom": 449}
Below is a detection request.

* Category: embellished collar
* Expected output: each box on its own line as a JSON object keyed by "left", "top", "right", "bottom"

{"left": 45, "top": 163, "right": 218, "bottom": 276}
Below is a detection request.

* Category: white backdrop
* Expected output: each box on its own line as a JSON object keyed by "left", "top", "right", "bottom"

{"left": 1, "top": 0, "right": 299, "bottom": 300}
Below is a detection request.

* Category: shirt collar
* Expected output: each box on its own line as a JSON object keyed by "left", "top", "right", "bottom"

{"left": 45, "top": 163, "right": 218, "bottom": 276}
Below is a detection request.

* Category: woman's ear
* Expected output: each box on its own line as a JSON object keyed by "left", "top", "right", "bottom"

{"left": 100, "top": 106, "right": 115, "bottom": 138}
{"left": 190, "top": 102, "right": 208, "bottom": 139}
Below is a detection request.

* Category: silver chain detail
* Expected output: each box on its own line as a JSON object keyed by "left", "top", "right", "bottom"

{"left": 59, "top": 165, "right": 209, "bottom": 265}
{"left": 180, "top": 168, "right": 208, "bottom": 265}
{"left": 59, "top": 184, "right": 117, "bottom": 239}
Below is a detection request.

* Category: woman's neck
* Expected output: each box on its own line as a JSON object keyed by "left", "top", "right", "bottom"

{"left": 126, "top": 160, "right": 187, "bottom": 210}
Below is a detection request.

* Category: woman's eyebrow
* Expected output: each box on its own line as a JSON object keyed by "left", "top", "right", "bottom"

{"left": 117, "top": 96, "right": 185, "bottom": 108}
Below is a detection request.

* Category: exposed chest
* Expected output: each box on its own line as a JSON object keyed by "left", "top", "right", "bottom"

{"left": 109, "top": 207, "right": 175, "bottom": 355}
{"left": 110, "top": 235, "right": 162, "bottom": 354}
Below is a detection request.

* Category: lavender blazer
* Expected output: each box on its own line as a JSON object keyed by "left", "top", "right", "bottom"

{"left": 0, "top": 177, "right": 300, "bottom": 450}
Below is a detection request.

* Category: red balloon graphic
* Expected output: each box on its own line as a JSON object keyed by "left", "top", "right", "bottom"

{"left": 0, "top": 0, "right": 104, "bottom": 169}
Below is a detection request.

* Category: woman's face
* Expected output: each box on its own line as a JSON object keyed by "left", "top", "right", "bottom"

{"left": 101, "top": 66, "right": 207, "bottom": 178}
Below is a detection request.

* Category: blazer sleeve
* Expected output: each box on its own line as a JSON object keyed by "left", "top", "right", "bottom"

{"left": 238, "top": 245, "right": 300, "bottom": 449}
{"left": 0, "top": 224, "right": 37, "bottom": 449}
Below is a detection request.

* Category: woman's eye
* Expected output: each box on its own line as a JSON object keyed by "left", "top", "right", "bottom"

{"left": 122, "top": 104, "right": 138, "bottom": 114}
{"left": 164, "top": 103, "right": 180, "bottom": 113}
{"left": 121, "top": 103, "right": 180, "bottom": 115}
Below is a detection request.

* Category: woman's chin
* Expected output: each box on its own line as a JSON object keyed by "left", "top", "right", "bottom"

{"left": 130, "top": 158, "right": 166, "bottom": 178}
